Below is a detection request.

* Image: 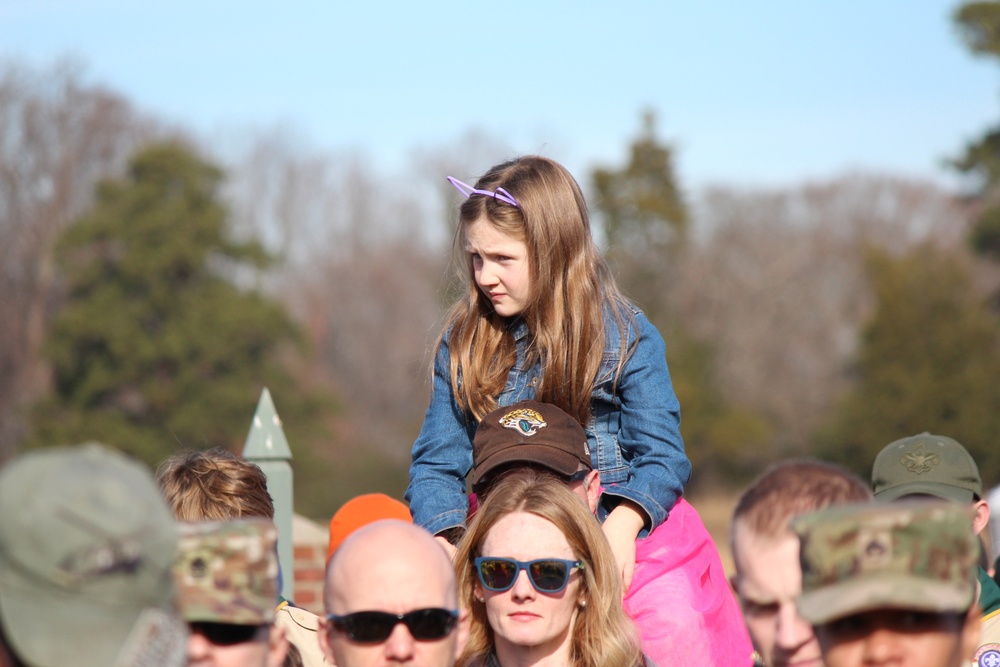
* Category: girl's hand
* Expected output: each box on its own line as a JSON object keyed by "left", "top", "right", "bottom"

{"left": 601, "top": 501, "right": 645, "bottom": 593}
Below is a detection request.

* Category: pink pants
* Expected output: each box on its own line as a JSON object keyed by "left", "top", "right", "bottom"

{"left": 624, "top": 498, "right": 754, "bottom": 667}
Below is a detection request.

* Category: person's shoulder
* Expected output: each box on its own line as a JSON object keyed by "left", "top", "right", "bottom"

{"left": 604, "top": 300, "right": 665, "bottom": 350}
{"left": 276, "top": 604, "right": 320, "bottom": 631}
{"left": 602, "top": 295, "right": 641, "bottom": 318}
{"left": 974, "top": 606, "right": 1000, "bottom": 667}
{"left": 275, "top": 605, "right": 332, "bottom": 667}
{"left": 601, "top": 298, "right": 639, "bottom": 337}
{"left": 979, "top": 566, "right": 1000, "bottom": 615}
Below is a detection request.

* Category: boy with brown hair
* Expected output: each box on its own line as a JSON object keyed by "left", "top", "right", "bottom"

{"left": 157, "top": 447, "right": 329, "bottom": 667}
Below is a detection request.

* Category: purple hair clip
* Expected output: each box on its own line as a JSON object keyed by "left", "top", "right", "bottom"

{"left": 447, "top": 176, "right": 520, "bottom": 208}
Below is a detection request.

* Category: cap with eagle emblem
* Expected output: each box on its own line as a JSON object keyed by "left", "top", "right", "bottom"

{"left": 0, "top": 443, "right": 187, "bottom": 667}
{"left": 871, "top": 433, "right": 982, "bottom": 503}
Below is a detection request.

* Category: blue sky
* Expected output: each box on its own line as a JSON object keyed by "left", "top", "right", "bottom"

{"left": 1, "top": 1, "right": 998, "bottom": 190}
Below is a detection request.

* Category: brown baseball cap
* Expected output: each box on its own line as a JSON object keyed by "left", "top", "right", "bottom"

{"left": 472, "top": 400, "right": 592, "bottom": 488}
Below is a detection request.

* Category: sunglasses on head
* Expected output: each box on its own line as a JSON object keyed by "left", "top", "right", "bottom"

{"left": 326, "top": 608, "right": 459, "bottom": 644}
{"left": 190, "top": 621, "right": 267, "bottom": 646}
{"left": 475, "top": 557, "right": 584, "bottom": 594}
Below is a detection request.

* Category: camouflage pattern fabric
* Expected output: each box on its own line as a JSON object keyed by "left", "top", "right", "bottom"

{"left": 791, "top": 501, "right": 977, "bottom": 625}
{"left": 174, "top": 518, "right": 279, "bottom": 625}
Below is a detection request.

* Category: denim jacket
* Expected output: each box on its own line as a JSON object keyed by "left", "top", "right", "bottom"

{"left": 405, "top": 307, "right": 690, "bottom": 538}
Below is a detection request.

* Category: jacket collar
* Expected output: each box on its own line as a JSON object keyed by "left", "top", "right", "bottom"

{"left": 506, "top": 316, "right": 529, "bottom": 342}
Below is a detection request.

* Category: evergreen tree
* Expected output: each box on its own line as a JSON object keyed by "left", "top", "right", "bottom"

{"left": 952, "top": 1, "right": 1000, "bottom": 258}
{"left": 663, "top": 326, "right": 772, "bottom": 484}
{"left": 29, "top": 142, "right": 333, "bottom": 475}
{"left": 816, "top": 244, "right": 1000, "bottom": 480}
{"left": 593, "top": 111, "right": 688, "bottom": 254}
{"left": 591, "top": 113, "right": 771, "bottom": 486}
{"left": 592, "top": 111, "right": 688, "bottom": 323}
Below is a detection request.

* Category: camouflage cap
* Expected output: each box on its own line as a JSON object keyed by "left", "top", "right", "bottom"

{"left": 174, "top": 518, "right": 279, "bottom": 625}
{"left": 792, "top": 501, "right": 977, "bottom": 625}
{"left": 871, "top": 432, "right": 982, "bottom": 503}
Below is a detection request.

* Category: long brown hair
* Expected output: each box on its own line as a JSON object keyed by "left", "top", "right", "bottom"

{"left": 455, "top": 470, "right": 644, "bottom": 667}
{"left": 444, "top": 156, "right": 632, "bottom": 426}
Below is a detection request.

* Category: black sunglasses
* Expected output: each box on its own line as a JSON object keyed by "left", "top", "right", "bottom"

{"left": 190, "top": 621, "right": 267, "bottom": 646}
{"left": 326, "top": 608, "right": 459, "bottom": 644}
{"left": 475, "top": 557, "right": 584, "bottom": 593}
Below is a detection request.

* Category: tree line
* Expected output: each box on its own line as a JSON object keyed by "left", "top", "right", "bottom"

{"left": 4, "top": 3, "right": 1000, "bottom": 515}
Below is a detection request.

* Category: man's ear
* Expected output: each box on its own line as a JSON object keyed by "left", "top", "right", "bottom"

{"left": 583, "top": 470, "right": 601, "bottom": 514}
{"left": 266, "top": 624, "right": 290, "bottom": 667}
{"left": 318, "top": 617, "right": 339, "bottom": 666}
{"left": 973, "top": 499, "right": 990, "bottom": 536}
{"left": 453, "top": 607, "right": 470, "bottom": 663}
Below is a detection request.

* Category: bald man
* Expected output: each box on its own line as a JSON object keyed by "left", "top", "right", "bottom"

{"left": 318, "top": 520, "right": 468, "bottom": 667}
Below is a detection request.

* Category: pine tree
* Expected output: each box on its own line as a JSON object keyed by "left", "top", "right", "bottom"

{"left": 591, "top": 113, "right": 771, "bottom": 485}
{"left": 29, "top": 141, "right": 332, "bottom": 470}
{"left": 816, "top": 243, "right": 1000, "bottom": 479}
{"left": 952, "top": 1, "right": 1000, "bottom": 258}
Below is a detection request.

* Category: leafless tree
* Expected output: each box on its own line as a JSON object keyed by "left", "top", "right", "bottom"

{"left": 672, "top": 173, "right": 973, "bottom": 454}
{"left": 223, "top": 132, "right": 468, "bottom": 458}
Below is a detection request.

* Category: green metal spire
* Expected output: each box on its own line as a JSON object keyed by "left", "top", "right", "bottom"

{"left": 242, "top": 387, "right": 294, "bottom": 600}
{"left": 243, "top": 387, "right": 292, "bottom": 460}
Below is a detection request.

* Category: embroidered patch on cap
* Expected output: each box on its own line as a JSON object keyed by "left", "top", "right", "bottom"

{"left": 499, "top": 408, "right": 547, "bottom": 437}
{"left": 856, "top": 527, "right": 892, "bottom": 571}
{"left": 900, "top": 443, "right": 940, "bottom": 475}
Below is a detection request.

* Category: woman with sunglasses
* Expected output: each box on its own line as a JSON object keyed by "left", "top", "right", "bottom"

{"left": 406, "top": 155, "right": 689, "bottom": 593}
{"left": 455, "top": 471, "right": 644, "bottom": 667}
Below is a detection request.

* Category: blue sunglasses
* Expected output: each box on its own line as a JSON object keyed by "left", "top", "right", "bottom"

{"left": 475, "top": 557, "right": 584, "bottom": 593}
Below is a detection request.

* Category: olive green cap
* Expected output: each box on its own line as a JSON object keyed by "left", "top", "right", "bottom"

{"left": 174, "top": 518, "right": 278, "bottom": 625}
{"left": 0, "top": 444, "right": 186, "bottom": 667}
{"left": 792, "top": 501, "right": 977, "bottom": 625}
{"left": 871, "top": 432, "right": 982, "bottom": 503}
